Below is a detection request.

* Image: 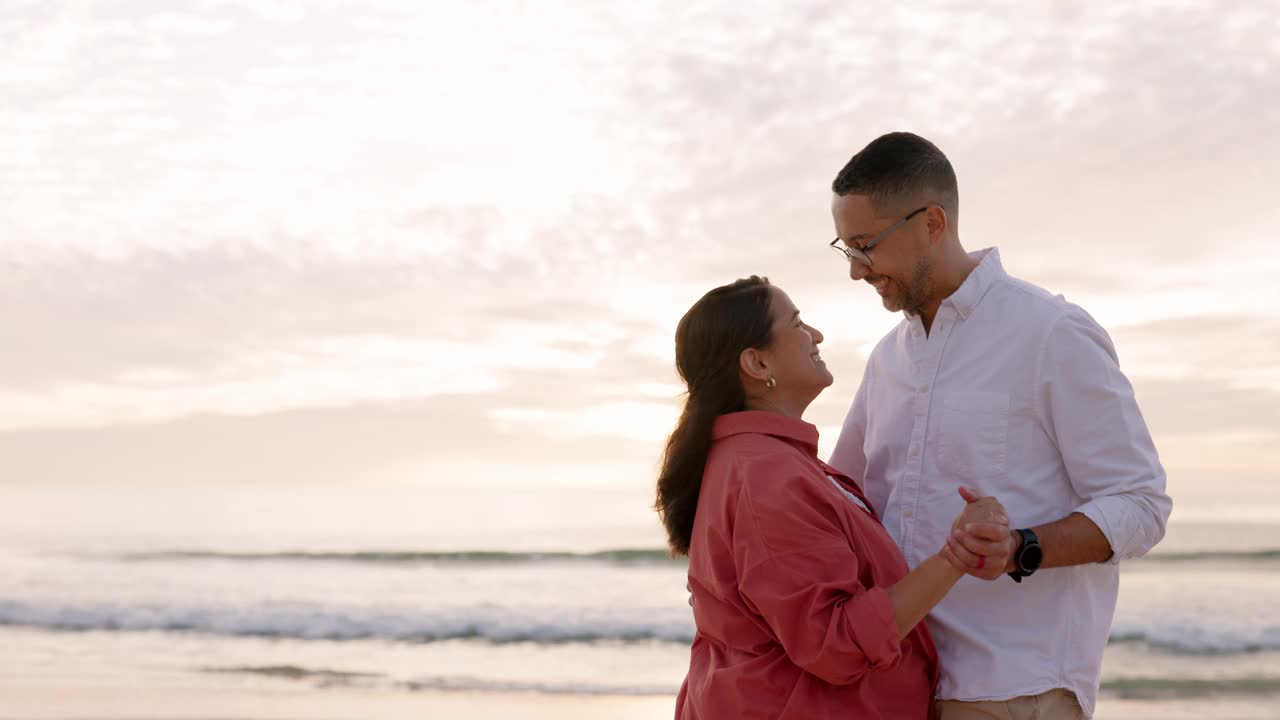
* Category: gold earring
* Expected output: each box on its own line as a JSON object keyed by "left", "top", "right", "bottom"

{"left": 766, "top": 377, "right": 776, "bottom": 389}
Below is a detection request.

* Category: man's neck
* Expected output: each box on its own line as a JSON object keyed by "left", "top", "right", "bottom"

{"left": 919, "top": 248, "right": 979, "bottom": 335}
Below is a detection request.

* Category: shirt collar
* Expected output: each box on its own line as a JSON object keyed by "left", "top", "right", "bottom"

{"left": 711, "top": 410, "right": 819, "bottom": 456}
{"left": 939, "top": 246, "right": 1004, "bottom": 321}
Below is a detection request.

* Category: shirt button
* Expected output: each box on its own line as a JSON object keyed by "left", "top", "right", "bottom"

{"left": 918, "top": 384, "right": 929, "bottom": 393}
{"left": 912, "top": 329, "right": 921, "bottom": 337}
{"left": 909, "top": 446, "right": 920, "bottom": 458}
{"left": 903, "top": 507, "right": 914, "bottom": 518}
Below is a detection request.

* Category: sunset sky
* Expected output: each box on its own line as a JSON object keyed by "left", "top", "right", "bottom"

{"left": 2, "top": 1, "right": 1277, "bottom": 523}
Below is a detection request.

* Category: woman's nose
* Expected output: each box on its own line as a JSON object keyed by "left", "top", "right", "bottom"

{"left": 808, "top": 325, "right": 824, "bottom": 344}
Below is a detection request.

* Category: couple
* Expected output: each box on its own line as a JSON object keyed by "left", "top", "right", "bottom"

{"left": 655, "top": 133, "right": 1172, "bottom": 719}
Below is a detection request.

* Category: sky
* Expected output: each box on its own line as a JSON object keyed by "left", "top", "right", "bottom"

{"left": 1, "top": 1, "right": 1278, "bottom": 520}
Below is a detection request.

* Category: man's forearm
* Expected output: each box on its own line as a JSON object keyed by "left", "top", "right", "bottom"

{"left": 1006, "top": 512, "right": 1113, "bottom": 571}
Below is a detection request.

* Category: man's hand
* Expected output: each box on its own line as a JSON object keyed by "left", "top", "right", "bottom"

{"left": 941, "top": 486, "right": 1016, "bottom": 581}
{"left": 950, "top": 486, "right": 1007, "bottom": 530}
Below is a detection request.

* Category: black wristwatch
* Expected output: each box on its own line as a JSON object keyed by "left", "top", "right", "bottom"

{"left": 1008, "top": 528, "right": 1042, "bottom": 583}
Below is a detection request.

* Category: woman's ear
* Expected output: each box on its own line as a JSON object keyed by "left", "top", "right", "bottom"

{"left": 739, "top": 347, "right": 771, "bottom": 383}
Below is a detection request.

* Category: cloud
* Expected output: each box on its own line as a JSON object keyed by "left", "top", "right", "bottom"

{"left": 1114, "top": 315, "right": 1280, "bottom": 392}
{"left": 1, "top": 0, "right": 1277, "bottom": 487}
{"left": 0, "top": 391, "right": 668, "bottom": 488}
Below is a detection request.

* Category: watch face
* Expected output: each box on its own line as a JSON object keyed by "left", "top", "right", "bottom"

{"left": 1021, "top": 543, "right": 1044, "bottom": 572}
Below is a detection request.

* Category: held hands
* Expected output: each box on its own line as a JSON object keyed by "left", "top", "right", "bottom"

{"left": 940, "top": 486, "right": 1017, "bottom": 581}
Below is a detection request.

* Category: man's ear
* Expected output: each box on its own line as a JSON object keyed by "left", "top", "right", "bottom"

{"left": 739, "top": 347, "right": 771, "bottom": 383}
{"left": 927, "top": 205, "right": 949, "bottom": 245}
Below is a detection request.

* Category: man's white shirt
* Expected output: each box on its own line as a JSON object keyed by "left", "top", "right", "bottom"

{"left": 830, "top": 248, "right": 1172, "bottom": 718}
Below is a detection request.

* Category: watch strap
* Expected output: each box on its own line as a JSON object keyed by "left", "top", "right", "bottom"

{"left": 1008, "top": 528, "right": 1041, "bottom": 583}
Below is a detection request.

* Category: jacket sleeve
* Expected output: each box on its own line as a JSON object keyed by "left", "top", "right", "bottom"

{"left": 732, "top": 460, "right": 904, "bottom": 685}
{"left": 1036, "top": 306, "right": 1173, "bottom": 562}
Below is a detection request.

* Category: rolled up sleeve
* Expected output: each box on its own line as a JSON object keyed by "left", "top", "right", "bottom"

{"left": 739, "top": 551, "right": 902, "bottom": 684}
{"left": 1036, "top": 307, "right": 1173, "bottom": 562}
{"left": 732, "top": 471, "right": 903, "bottom": 685}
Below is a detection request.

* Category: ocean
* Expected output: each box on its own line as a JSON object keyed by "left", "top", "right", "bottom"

{"left": 3, "top": 483, "right": 1279, "bottom": 719}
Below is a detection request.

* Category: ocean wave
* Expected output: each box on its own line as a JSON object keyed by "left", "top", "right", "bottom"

{"left": 1138, "top": 549, "right": 1280, "bottom": 564}
{"left": 204, "top": 665, "right": 1280, "bottom": 699}
{"left": 6, "top": 598, "right": 1280, "bottom": 656}
{"left": 1109, "top": 622, "right": 1280, "bottom": 655}
{"left": 115, "top": 548, "right": 681, "bottom": 565}
{"left": 0, "top": 599, "right": 695, "bottom": 644}
{"left": 111, "top": 547, "right": 1280, "bottom": 567}
{"left": 203, "top": 665, "right": 380, "bottom": 682}
{"left": 202, "top": 665, "right": 675, "bottom": 696}
{"left": 1102, "top": 675, "right": 1280, "bottom": 699}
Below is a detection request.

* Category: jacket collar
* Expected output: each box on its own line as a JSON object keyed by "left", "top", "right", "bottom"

{"left": 712, "top": 410, "right": 819, "bottom": 456}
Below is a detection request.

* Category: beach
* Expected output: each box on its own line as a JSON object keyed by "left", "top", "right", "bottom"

{"left": 3, "top": 1, "right": 1278, "bottom": 718}
{"left": 6, "top": 626, "right": 1280, "bottom": 720}
{"left": 0, "top": 656, "right": 673, "bottom": 720}
{"left": 4, "top": 483, "right": 1280, "bottom": 720}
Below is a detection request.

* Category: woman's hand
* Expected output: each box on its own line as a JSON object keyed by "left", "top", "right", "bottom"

{"left": 941, "top": 486, "right": 1016, "bottom": 581}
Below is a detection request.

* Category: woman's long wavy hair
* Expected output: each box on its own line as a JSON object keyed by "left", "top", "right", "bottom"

{"left": 655, "top": 275, "right": 774, "bottom": 556}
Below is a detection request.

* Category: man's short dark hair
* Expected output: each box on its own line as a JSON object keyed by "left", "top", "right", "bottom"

{"left": 831, "top": 132, "right": 958, "bottom": 217}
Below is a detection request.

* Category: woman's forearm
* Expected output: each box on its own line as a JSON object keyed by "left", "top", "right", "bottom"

{"left": 885, "top": 553, "right": 964, "bottom": 638}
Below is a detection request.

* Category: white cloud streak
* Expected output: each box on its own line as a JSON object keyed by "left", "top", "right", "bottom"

{"left": 0, "top": 0, "right": 1277, "bottom": 483}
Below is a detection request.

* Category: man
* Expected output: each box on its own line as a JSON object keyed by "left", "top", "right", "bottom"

{"left": 827, "top": 132, "right": 1172, "bottom": 720}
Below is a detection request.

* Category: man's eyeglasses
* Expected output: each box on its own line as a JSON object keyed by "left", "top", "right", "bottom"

{"left": 829, "top": 206, "right": 929, "bottom": 263}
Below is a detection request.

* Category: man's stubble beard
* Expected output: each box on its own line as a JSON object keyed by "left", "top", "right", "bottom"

{"left": 899, "top": 256, "right": 935, "bottom": 316}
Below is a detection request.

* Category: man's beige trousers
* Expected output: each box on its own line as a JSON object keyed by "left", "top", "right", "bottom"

{"left": 936, "top": 688, "right": 1085, "bottom": 720}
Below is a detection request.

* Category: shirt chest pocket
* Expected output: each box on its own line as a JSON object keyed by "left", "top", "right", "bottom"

{"left": 933, "top": 390, "right": 1009, "bottom": 485}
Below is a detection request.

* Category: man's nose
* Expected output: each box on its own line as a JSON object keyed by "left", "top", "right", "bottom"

{"left": 843, "top": 247, "right": 872, "bottom": 281}
{"left": 849, "top": 260, "right": 872, "bottom": 281}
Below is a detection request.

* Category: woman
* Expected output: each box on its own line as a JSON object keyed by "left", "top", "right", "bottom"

{"left": 656, "top": 276, "right": 1006, "bottom": 719}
